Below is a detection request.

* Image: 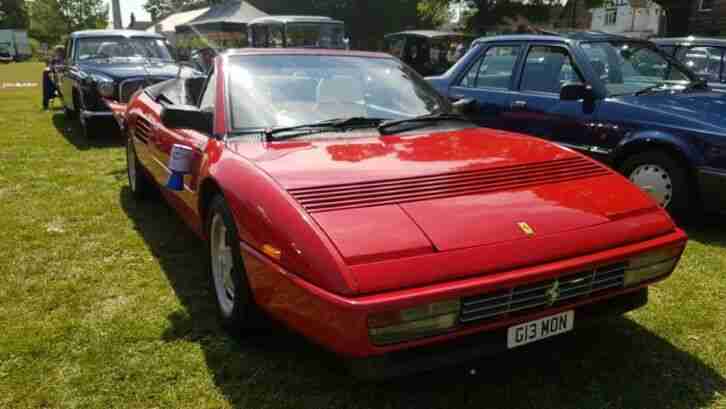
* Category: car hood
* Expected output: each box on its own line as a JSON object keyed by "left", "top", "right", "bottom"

{"left": 611, "top": 91, "right": 726, "bottom": 133}
{"left": 227, "top": 127, "right": 672, "bottom": 293}
{"left": 79, "top": 59, "right": 179, "bottom": 81}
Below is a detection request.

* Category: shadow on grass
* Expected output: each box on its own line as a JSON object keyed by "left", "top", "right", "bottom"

{"left": 682, "top": 213, "right": 726, "bottom": 249}
{"left": 120, "top": 186, "right": 725, "bottom": 409}
{"left": 52, "top": 112, "right": 123, "bottom": 150}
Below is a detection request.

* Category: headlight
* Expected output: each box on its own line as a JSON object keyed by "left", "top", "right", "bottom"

{"left": 96, "top": 80, "right": 115, "bottom": 98}
{"left": 368, "top": 299, "right": 460, "bottom": 345}
{"left": 624, "top": 246, "right": 683, "bottom": 286}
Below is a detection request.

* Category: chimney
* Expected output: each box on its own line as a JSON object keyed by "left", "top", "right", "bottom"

{"left": 112, "top": 0, "right": 122, "bottom": 29}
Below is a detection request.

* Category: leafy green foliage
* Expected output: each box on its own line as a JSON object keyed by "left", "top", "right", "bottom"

{"left": 28, "top": 0, "right": 107, "bottom": 46}
{"left": 0, "top": 0, "right": 28, "bottom": 29}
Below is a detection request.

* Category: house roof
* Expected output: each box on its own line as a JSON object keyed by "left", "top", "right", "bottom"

{"left": 147, "top": 7, "right": 210, "bottom": 33}
{"left": 180, "top": 0, "right": 267, "bottom": 29}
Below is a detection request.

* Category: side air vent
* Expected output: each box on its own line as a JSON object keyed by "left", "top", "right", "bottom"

{"left": 134, "top": 117, "right": 153, "bottom": 144}
{"left": 288, "top": 157, "right": 610, "bottom": 213}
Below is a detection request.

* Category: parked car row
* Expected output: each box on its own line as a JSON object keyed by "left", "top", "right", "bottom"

{"left": 55, "top": 26, "right": 726, "bottom": 378}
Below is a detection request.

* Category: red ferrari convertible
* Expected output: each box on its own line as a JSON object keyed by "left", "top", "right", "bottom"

{"left": 124, "top": 49, "right": 687, "bottom": 377}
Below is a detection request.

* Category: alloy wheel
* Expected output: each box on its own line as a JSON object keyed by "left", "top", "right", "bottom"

{"left": 210, "top": 213, "right": 236, "bottom": 316}
{"left": 629, "top": 164, "right": 673, "bottom": 208}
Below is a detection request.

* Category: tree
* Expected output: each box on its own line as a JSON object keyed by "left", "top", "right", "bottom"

{"left": 0, "top": 0, "right": 29, "bottom": 29}
{"left": 28, "top": 0, "right": 107, "bottom": 45}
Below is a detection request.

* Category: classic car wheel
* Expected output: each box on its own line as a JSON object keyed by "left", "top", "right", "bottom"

{"left": 621, "top": 151, "right": 691, "bottom": 216}
{"left": 207, "top": 195, "right": 261, "bottom": 334}
{"left": 126, "top": 137, "right": 153, "bottom": 200}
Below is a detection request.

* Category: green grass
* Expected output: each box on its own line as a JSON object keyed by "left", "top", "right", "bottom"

{"left": 0, "top": 62, "right": 724, "bottom": 409}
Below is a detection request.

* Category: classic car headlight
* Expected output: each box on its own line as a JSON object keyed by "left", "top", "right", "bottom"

{"left": 96, "top": 79, "right": 115, "bottom": 98}
{"left": 624, "top": 246, "right": 683, "bottom": 286}
{"left": 368, "top": 299, "right": 460, "bottom": 345}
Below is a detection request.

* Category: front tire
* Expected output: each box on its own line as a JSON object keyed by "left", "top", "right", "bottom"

{"left": 620, "top": 151, "right": 693, "bottom": 218}
{"left": 207, "top": 195, "right": 262, "bottom": 335}
{"left": 126, "top": 137, "right": 153, "bottom": 200}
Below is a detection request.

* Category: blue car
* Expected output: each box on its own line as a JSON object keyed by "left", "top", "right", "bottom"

{"left": 428, "top": 31, "right": 726, "bottom": 217}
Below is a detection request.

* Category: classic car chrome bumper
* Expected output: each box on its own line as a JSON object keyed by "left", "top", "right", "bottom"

{"left": 80, "top": 110, "right": 114, "bottom": 120}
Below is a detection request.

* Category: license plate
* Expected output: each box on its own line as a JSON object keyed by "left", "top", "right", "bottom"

{"left": 507, "top": 310, "right": 574, "bottom": 349}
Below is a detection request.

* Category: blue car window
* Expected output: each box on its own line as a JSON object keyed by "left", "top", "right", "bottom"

{"left": 521, "top": 46, "right": 583, "bottom": 94}
{"left": 581, "top": 41, "right": 691, "bottom": 96}
{"left": 459, "top": 45, "right": 520, "bottom": 89}
{"left": 676, "top": 46, "right": 723, "bottom": 82}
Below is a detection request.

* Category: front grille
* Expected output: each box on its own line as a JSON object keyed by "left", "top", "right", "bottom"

{"left": 119, "top": 77, "right": 169, "bottom": 102}
{"left": 288, "top": 157, "right": 610, "bottom": 213}
{"left": 460, "top": 262, "right": 626, "bottom": 324}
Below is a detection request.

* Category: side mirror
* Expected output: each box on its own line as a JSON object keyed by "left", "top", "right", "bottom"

{"left": 452, "top": 98, "right": 477, "bottom": 115}
{"left": 560, "top": 82, "right": 594, "bottom": 102}
{"left": 161, "top": 104, "right": 213, "bottom": 134}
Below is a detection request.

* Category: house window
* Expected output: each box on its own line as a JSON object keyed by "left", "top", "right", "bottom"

{"left": 700, "top": 0, "right": 714, "bottom": 11}
{"left": 605, "top": 8, "right": 618, "bottom": 25}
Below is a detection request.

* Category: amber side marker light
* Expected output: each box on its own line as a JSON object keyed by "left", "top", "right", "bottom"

{"left": 262, "top": 244, "right": 281, "bottom": 260}
{"left": 368, "top": 299, "right": 460, "bottom": 346}
{"left": 624, "top": 245, "right": 684, "bottom": 287}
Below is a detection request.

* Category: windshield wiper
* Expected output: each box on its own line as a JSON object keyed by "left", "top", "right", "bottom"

{"left": 634, "top": 84, "right": 669, "bottom": 96}
{"left": 683, "top": 79, "right": 708, "bottom": 92}
{"left": 378, "top": 113, "right": 469, "bottom": 135}
{"left": 264, "top": 117, "right": 386, "bottom": 141}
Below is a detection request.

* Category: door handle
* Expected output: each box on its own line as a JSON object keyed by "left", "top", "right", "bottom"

{"left": 511, "top": 100, "right": 528, "bottom": 110}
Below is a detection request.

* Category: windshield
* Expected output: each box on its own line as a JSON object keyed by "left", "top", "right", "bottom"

{"left": 580, "top": 41, "right": 694, "bottom": 96}
{"left": 285, "top": 23, "right": 346, "bottom": 49}
{"left": 228, "top": 55, "right": 447, "bottom": 131}
{"left": 76, "top": 36, "right": 173, "bottom": 62}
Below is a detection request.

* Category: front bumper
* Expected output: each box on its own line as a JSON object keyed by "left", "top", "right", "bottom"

{"left": 241, "top": 229, "right": 685, "bottom": 363}
{"left": 349, "top": 287, "right": 648, "bottom": 379}
{"left": 698, "top": 167, "right": 726, "bottom": 212}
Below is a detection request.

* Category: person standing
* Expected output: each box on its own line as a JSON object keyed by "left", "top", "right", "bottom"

{"left": 42, "top": 46, "right": 65, "bottom": 110}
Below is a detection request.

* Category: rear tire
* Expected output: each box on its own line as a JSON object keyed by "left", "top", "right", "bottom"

{"left": 126, "top": 137, "right": 153, "bottom": 200}
{"left": 207, "top": 195, "right": 263, "bottom": 335}
{"left": 619, "top": 151, "right": 693, "bottom": 218}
